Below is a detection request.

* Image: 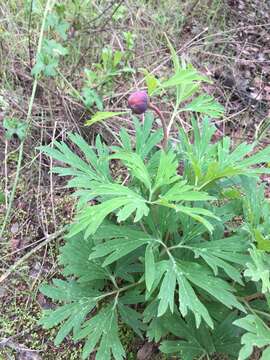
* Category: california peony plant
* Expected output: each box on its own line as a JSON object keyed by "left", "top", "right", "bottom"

{"left": 38, "top": 46, "right": 270, "bottom": 360}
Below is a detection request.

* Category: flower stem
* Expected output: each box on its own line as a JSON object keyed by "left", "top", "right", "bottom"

{"left": 148, "top": 103, "right": 168, "bottom": 149}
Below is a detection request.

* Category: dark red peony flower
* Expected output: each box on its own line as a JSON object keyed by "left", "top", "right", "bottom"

{"left": 128, "top": 91, "right": 149, "bottom": 114}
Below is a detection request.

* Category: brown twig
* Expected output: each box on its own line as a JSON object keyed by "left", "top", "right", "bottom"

{"left": 82, "top": 0, "right": 125, "bottom": 32}
{"left": 0, "top": 338, "right": 41, "bottom": 353}
{"left": 0, "top": 228, "right": 65, "bottom": 283}
{"left": 242, "top": 292, "right": 264, "bottom": 302}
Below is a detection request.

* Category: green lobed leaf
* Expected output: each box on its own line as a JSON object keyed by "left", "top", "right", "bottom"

{"left": 244, "top": 247, "right": 270, "bottom": 294}
{"left": 68, "top": 182, "right": 150, "bottom": 237}
{"left": 160, "top": 311, "right": 241, "bottom": 360}
{"left": 3, "top": 118, "right": 27, "bottom": 141}
{"left": 175, "top": 266, "right": 213, "bottom": 328}
{"left": 182, "top": 94, "right": 224, "bottom": 118}
{"left": 118, "top": 302, "right": 146, "bottom": 338}
{"left": 59, "top": 232, "right": 109, "bottom": 283}
{"left": 161, "top": 66, "right": 211, "bottom": 90}
{"left": 160, "top": 312, "right": 208, "bottom": 360}
{"left": 85, "top": 111, "right": 127, "bottom": 126}
{"left": 152, "top": 150, "right": 180, "bottom": 193}
{"left": 75, "top": 304, "right": 125, "bottom": 360}
{"left": 89, "top": 236, "right": 152, "bottom": 267}
{"left": 133, "top": 113, "right": 163, "bottom": 159}
{"left": 234, "top": 315, "right": 270, "bottom": 360}
{"left": 39, "top": 281, "right": 99, "bottom": 346}
{"left": 109, "top": 151, "right": 152, "bottom": 190}
{"left": 159, "top": 180, "right": 215, "bottom": 202}
{"left": 145, "top": 243, "right": 156, "bottom": 292}
{"left": 254, "top": 229, "right": 270, "bottom": 251}
{"left": 186, "top": 236, "right": 249, "bottom": 284}
{"left": 145, "top": 73, "right": 159, "bottom": 95}
{"left": 157, "top": 263, "right": 177, "bottom": 316}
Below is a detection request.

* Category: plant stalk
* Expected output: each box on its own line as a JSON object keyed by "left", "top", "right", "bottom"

{"left": 148, "top": 103, "right": 168, "bottom": 149}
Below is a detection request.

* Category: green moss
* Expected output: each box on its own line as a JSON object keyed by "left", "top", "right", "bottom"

{"left": 119, "top": 324, "right": 137, "bottom": 359}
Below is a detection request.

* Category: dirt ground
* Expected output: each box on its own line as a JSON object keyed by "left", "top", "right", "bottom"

{"left": 1, "top": 0, "right": 270, "bottom": 359}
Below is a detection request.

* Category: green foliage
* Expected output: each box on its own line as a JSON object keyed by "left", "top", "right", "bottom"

{"left": 150, "top": 36, "right": 225, "bottom": 127}
{"left": 123, "top": 31, "right": 136, "bottom": 52}
{"left": 3, "top": 118, "right": 27, "bottom": 141}
{"left": 160, "top": 311, "right": 241, "bottom": 359}
{"left": 82, "top": 46, "right": 134, "bottom": 93}
{"left": 234, "top": 315, "right": 270, "bottom": 360}
{"left": 178, "top": 118, "right": 270, "bottom": 188}
{"left": 182, "top": 94, "right": 224, "bottom": 117}
{"left": 81, "top": 87, "right": 103, "bottom": 111}
{"left": 0, "top": 190, "right": 5, "bottom": 204}
{"left": 78, "top": 40, "right": 135, "bottom": 111}
{"left": 145, "top": 72, "right": 160, "bottom": 95}
{"left": 45, "top": 12, "right": 70, "bottom": 40}
{"left": 244, "top": 247, "right": 270, "bottom": 294}
{"left": 31, "top": 4, "right": 70, "bottom": 78}
{"left": 75, "top": 305, "right": 125, "bottom": 360}
{"left": 32, "top": 39, "right": 69, "bottom": 77}
{"left": 85, "top": 111, "right": 127, "bottom": 126}
{"left": 39, "top": 71, "right": 270, "bottom": 359}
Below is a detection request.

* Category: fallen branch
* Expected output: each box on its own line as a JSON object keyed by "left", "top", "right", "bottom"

{"left": 0, "top": 228, "right": 66, "bottom": 283}
{"left": 0, "top": 337, "right": 41, "bottom": 353}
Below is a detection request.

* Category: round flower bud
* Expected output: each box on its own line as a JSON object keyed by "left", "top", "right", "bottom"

{"left": 128, "top": 91, "right": 149, "bottom": 114}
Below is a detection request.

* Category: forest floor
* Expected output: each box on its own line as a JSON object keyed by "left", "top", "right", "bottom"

{"left": 1, "top": 0, "right": 270, "bottom": 359}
